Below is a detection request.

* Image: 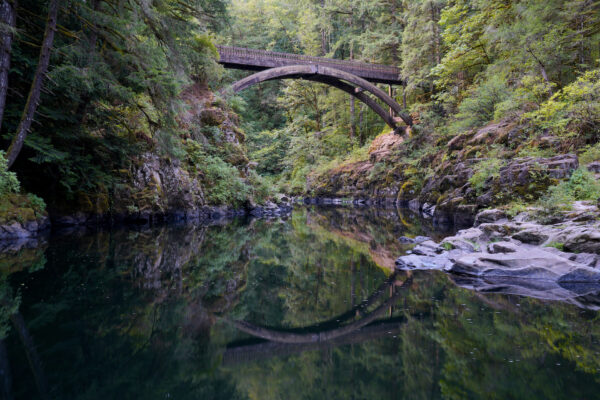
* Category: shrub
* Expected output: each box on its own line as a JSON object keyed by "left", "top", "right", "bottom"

{"left": 247, "top": 170, "right": 273, "bottom": 204}
{"left": 579, "top": 143, "right": 600, "bottom": 165}
{"left": 469, "top": 158, "right": 503, "bottom": 195}
{"left": 185, "top": 140, "right": 250, "bottom": 206}
{"left": 545, "top": 242, "right": 565, "bottom": 251}
{"left": 537, "top": 167, "right": 600, "bottom": 217}
{"left": 0, "top": 151, "right": 20, "bottom": 196}
{"left": 451, "top": 75, "right": 511, "bottom": 133}
{"left": 525, "top": 68, "right": 600, "bottom": 145}
{"left": 505, "top": 200, "right": 528, "bottom": 217}
{"left": 566, "top": 168, "right": 600, "bottom": 200}
{"left": 26, "top": 193, "right": 46, "bottom": 215}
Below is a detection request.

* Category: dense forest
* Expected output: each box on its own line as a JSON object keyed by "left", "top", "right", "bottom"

{"left": 1, "top": 0, "right": 600, "bottom": 224}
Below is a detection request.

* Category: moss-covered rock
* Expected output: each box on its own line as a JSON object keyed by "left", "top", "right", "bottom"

{"left": 0, "top": 194, "right": 49, "bottom": 239}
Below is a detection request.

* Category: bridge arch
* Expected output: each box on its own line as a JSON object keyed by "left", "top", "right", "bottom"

{"left": 226, "top": 64, "right": 412, "bottom": 132}
{"left": 224, "top": 274, "right": 412, "bottom": 344}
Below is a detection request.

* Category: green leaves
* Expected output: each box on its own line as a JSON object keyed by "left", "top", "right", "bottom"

{"left": 0, "top": 150, "right": 20, "bottom": 196}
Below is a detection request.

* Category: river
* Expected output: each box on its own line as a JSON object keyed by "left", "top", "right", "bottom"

{"left": 2, "top": 206, "right": 599, "bottom": 399}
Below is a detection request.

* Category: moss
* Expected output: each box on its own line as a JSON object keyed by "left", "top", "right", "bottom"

{"left": 397, "top": 179, "right": 422, "bottom": 202}
{"left": 0, "top": 194, "right": 46, "bottom": 225}
{"left": 200, "top": 108, "right": 226, "bottom": 126}
{"left": 545, "top": 241, "right": 565, "bottom": 251}
{"left": 463, "top": 145, "right": 484, "bottom": 159}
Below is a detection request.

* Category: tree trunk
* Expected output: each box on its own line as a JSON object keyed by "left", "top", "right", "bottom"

{"left": 359, "top": 104, "right": 364, "bottom": 146}
{"left": 350, "top": 96, "right": 355, "bottom": 140}
{"left": 11, "top": 313, "right": 49, "bottom": 400}
{"left": 6, "top": 0, "right": 59, "bottom": 168}
{"left": 0, "top": 0, "right": 16, "bottom": 132}
{"left": 320, "top": 0, "right": 327, "bottom": 55}
{"left": 349, "top": 40, "right": 355, "bottom": 140}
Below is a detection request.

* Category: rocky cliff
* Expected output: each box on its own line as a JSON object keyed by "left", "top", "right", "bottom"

{"left": 308, "top": 119, "right": 583, "bottom": 227}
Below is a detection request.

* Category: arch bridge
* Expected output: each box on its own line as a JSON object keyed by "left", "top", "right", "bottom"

{"left": 217, "top": 45, "right": 412, "bottom": 132}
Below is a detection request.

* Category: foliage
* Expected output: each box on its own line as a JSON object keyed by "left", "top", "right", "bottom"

{"left": 1, "top": 0, "right": 229, "bottom": 208}
{"left": 185, "top": 141, "right": 250, "bottom": 206}
{"left": 468, "top": 157, "right": 502, "bottom": 195}
{"left": 0, "top": 151, "right": 19, "bottom": 196}
{"left": 564, "top": 167, "right": 600, "bottom": 200}
{"left": 505, "top": 200, "right": 529, "bottom": 218}
{"left": 525, "top": 68, "right": 600, "bottom": 145}
{"left": 545, "top": 241, "right": 565, "bottom": 251}
{"left": 537, "top": 168, "right": 600, "bottom": 216}
{"left": 451, "top": 75, "right": 510, "bottom": 133}
{"left": 579, "top": 143, "right": 600, "bottom": 165}
{"left": 26, "top": 193, "right": 46, "bottom": 214}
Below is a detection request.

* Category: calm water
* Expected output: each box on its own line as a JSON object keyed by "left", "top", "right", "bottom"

{"left": 1, "top": 206, "right": 599, "bottom": 399}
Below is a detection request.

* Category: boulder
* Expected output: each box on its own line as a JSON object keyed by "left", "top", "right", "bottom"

{"left": 447, "top": 249, "right": 589, "bottom": 281}
{"left": 561, "top": 227, "right": 600, "bottom": 254}
{"left": 487, "top": 241, "right": 519, "bottom": 254}
{"left": 587, "top": 161, "right": 600, "bottom": 173}
{"left": 512, "top": 228, "right": 550, "bottom": 245}
{"left": 398, "top": 235, "right": 430, "bottom": 244}
{"left": 474, "top": 209, "right": 507, "bottom": 226}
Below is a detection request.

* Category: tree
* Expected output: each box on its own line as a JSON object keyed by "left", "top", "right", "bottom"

{"left": 0, "top": 0, "right": 16, "bottom": 132}
{"left": 400, "top": 0, "right": 447, "bottom": 100}
{"left": 5, "top": 0, "right": 59, "bottom": 168}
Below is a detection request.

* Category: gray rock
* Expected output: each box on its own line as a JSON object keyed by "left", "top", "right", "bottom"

{"left": 558, "top": 268, "right": 600, "bottom": 283}
{"left": 395, "top": 254, "right": 449, "bottom": 270}
{"left": 447, "top": 249, "right": 584, "bottom": 280}
{"left": 512, "top": 229, "right": 549, "bottom": 245}
{"left": 421, "top": 203, "right": 435, "bottom": 217}
{"left": 398, "top": 235, "right": 430, "bottom": 244}
{"left": 408, "top": 199, "right": 420, "bottom": 213}
{"left": 487, "top": 241, "right": 519, "bottom": 254}
{"left": 568, "top": 252, "right": 600, "bottom": 268}
{"left": 411, "top": 240, "right": 441, "bottom": 256}
{"left": 587, "top": 161, "right": 600, "bottom": 173}
{"left": 562, "top": 227, "right": 600, "bottom": 254}
{"left": 474, "top": 209, "right": 507, "bottom": 226}
{"left": 478, "top": 222, "right": 519, "bottom": 240}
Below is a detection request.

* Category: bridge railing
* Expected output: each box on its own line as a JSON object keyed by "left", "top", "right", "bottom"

{"left": 217, "top": 45, "right": 400, "bottom": 75}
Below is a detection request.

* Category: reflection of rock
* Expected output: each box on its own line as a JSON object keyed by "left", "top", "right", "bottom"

{"left": 304, "top": 205, "right": 453, "bottom": 270}
{"left": 0, "top": 237, "right": 48, "bottom": 273}
{"left": 249, "top": 196, "right": 293, "bottom": 218}
{"left": 450, "top": 275, "right": 600, "bottom": 311}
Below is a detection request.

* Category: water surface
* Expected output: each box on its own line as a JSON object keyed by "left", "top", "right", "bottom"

{"left": 2, "top": 206, "right": 599, "bottom": 399}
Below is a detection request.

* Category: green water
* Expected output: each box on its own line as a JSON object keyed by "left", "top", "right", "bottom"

{"left": 1, "top": 206, "right": 599, "bottom": 399}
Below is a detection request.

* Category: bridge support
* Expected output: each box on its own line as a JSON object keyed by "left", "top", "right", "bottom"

{"left": 226, "top": 64, "right": 412, "bottom": 132}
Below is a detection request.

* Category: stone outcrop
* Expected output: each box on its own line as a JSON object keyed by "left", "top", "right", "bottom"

{"left": 46, "top": 84, "right": 273, "bottom": 227}
{"left": 395, "top": 205, "right": 600, "bottom": 309}
{"left": 419, "top": 154, "right": 578, "bottom": 227}
{"left": 0, "top": 194, "right": 50, "bottom": 240}
{"left": 308, "top": 117, "right": 582, "bottom": 228}
{"left": 307, "top": 115, "right": 582, "bottom": 228}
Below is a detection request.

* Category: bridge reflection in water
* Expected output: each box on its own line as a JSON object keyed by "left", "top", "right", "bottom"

{"left": 223, "top": 273, "right": 413, "bottom": 366}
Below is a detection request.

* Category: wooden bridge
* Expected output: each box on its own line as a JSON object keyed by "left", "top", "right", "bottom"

{"left": 217, "top": 45, "right": 403, "bottom": 85}
{"left": 217, "top": 45, "right": 412, "bottom": 131}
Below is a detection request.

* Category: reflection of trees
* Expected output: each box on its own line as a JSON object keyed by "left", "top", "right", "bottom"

{"left": 301, "top": 205, "right": 453, "bottom": 270}
{"left": 4, "top": 223, "right": 252, "bottom": 400}
{"left": 1, "top": 210, "right": 599, "bottom": 399}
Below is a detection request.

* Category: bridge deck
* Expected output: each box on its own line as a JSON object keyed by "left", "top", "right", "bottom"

{"left": 217, "top": 45, "right": 402, "bottom": 85}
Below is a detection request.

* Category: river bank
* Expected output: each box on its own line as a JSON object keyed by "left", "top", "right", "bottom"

{"left": 395, "top": 202, "right": 600, "bottom": 308}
